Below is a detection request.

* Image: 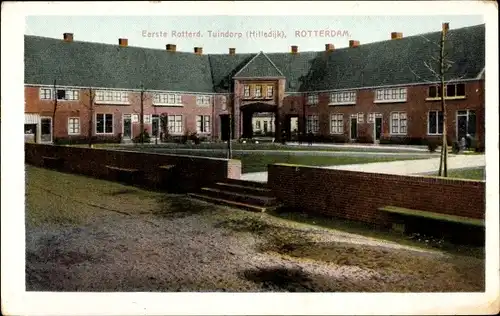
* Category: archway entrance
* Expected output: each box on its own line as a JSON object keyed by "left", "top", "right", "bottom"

{"left": 240, "top": 102, "right": 277, "bottom": 140}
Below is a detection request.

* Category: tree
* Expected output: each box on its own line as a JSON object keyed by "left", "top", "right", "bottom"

{"left": 82, "top": 88, "right": 96, "bottom": 148}
{"left": 52, "top": 79, "right": 59, "bottom": 142}
{"left": 409, "top": 22, "right": 467, "bottom": 177}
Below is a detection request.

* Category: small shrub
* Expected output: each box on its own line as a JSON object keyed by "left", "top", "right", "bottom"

{"left": 427, "top": 140, "right": 439, "bottom": 152}
{"left": 132, "top": 130, "right": 151, "bottom": 144}
{"left": 189, "top": 132, "right": 200, "bottom": 145}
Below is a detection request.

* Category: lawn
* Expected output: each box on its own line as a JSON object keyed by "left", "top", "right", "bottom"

{"left": 98, "top": 146, "right": 426, "bottom": 173}
{"left": 446, "top": 167, "right": 485, "bottom": 181}
{"left": 25, "top": 165, "right": 484, "bottom": 292}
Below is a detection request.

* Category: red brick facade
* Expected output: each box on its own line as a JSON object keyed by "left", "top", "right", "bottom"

{"left": 268, "top": 164, "right": 485, "bottom": 226}
{"left": 24, "top": 79, "right": 484, "bottom": 145}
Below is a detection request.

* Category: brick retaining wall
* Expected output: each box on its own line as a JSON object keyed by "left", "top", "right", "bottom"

{"left": 25, "top": 144, "right": 241, "bottom": 192}
{"left": 268, "top": 163, "right": 485, "bottom": 226}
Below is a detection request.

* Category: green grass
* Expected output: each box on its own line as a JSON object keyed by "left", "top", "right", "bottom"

{"left": 446, "top": 167, "right": 485, "bottom": 181}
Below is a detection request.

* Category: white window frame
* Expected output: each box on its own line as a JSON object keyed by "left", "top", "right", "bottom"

{"left": 374, "top": 87, "right": 407, "bottom": 103}
{"left": 254, "top": 85, "right": 262, "bottom": 98}
{"left": 95, "top": 90, "right": 129, "bottom": 105}
{"left": 243, "top": 85, "right": 250, "bottom": 98}
{"left": 167, "top": 115, "right": 183, "bottom": 135}
{"left": 306, "top": 115, "right": 320, "bottom": 134}
{"left": 95, "top": 113, "right": 114, "bottom": 135}
{"left": 39, "top": 88, "right": 53, "bottom": 100}
{"left": 357, "top": 113, "right": 364, "bottom": 123}
{"left": 390, "top": 112, "right": 407, "bottom": 135}
{"left": 153, "top": 93, "right": 182, "bottom": 106}
{"left": 330, "top": 113, "right": 344, "bottom": 134}
{"left": 266, "top": 86, "right": 274, "bottom": 98}
{"left": 143, "top": 114, "right": 152, "bottom": 124}
{"left": 329, "top": 91, "right": 356, "bottom": 105}
{"left": 427, "top": 110, "right": 443, "bottom": 135}
{"left": 67, "top": 117, "right": 81, "bottom": 135}
{"left": 196, "top": 95, "right": 211, "bottom": 106}
{"left": 196, "top": 115, "right": 211, "bottom": 134}
{"left": 220, "top": 95, "right": 227, "bottom": 111}
{"left": 306, "top": 94, "right": 319, "bottom": 106}
{"left": 426, "top": 83, "right": 467, "bottom": 101}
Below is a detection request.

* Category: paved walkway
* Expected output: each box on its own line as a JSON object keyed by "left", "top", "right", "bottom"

{"left": 241, "top": 154, "right": 486, "bottom": 183}
{"left": 284, "top": 142, "right": 429, "bottom": 152}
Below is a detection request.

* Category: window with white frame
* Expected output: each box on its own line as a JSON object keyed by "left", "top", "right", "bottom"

{"left": 266, "top": 86, "right": 274, "bottom": 98}
{"left": 357, "top": 113, "right": 364, "bottom": 123}
{"left": 40, "top": 88, "right": 53, "bottom": 100}
{"left": 68, "top": 117, "right": 80, "bottom": 135}
{"left": 96, "top": 113, "right": 113, "bottom": 134}
{"left": 428, "top": 83, "right": 466, "bottom": 99}
{"left": 221, "top": 95, "right": 227, "bottom": 110}
{"left": 428, "top": 110, "right": 443, "bottom": 135}
{"left": 144, "top": 114, "right": 152, "bottom": 124}
{"left": 196, "top": 115, "right": 211, "bottom": 133}
{"left": 153, "top": 93, "right": 181, "bottom": 105}
{"left": 375, "top": 87, "right": 407, "bottom": 102}
{"left": 196, "top": 95, "right": 211, "bottom": 106}
{"left": 255, "top": 85, "right": 262, "bottom": 98}
{"left": 95, "top": 90, "right": 129, "bottom": 104}
{"left": 330, "top": 114, "right": 344, "bottom": 134}
{"left": 65, "top": 89, "right": 79, "bottom": 100}
{"left": 306, "top": 115, "right": 319, "bottom": 133}
{"left": 167, "top": 115, "right": 183, "bottom": 134}
{"left": 391, "top": 112, "right": 407, "bottom": 134}
{"left": 330, "top": 91, "right": 356, "bottom": 105}
{"left": 244, "top": 85, "right": 250, "bottom": 97}
{"left": 307, "top": 94, "right": 319, "bottom": 105}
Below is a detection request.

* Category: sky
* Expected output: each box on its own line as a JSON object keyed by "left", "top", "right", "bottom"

{"left": 25, "top": 15, "right": 484, "bottom": 54}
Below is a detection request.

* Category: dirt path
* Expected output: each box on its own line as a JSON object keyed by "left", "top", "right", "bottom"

{"left": 26, "top": 195, "right": 484, "bottom": 292}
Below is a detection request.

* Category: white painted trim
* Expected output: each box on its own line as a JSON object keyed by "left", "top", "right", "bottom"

{"left": 40, "top": 116, "right": 53, "bottom": 143}
{"left": 389, "top": 111, "right": 407, "bottom": 136}
{"left": 425, "top": 96, "right": 467, "bottom": 101}
{"left": 153, "top": 103, "right": 184, "bottom": 107}
{"left": 329, "top": 113, "right": 344, "bottom": 135}
{"left": 374, "top": 99, "right": 407, "bottom": 104}
{"left": 95, "top": 113, "right": 115, "bottom": 135}
{"left": 26, "top": 84, "right": 221, "bottom": 95}
{"left": 67, "top": 117, "right": 81, "bottom": 136}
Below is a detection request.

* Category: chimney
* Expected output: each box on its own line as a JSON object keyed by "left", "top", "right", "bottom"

{"left": 442, "top": 22, "right": 450, "bottom": 34}
{"left": 166, "top": 44, "right": 177, "bottom": 52}
{"left": 391, "top": 32, "right": 403, "bottom": 40}
{"left": 118, "top": 38, "right": 128, "bottom": 47}
{"left": 291, "top": 45, "right": 298, "bottom": 54}
{"left": 194, "top": 47, "right": 203, "bottom": 55}
{"left": 325, "top": 43, "right": 335, "bottom": 52}
{"left": 349, "top": 40, "right": 360, "bottom": 48}
{"left": 229, "top": 48, "right": 236, "bottom": 55}
{"left": 63, "top": 33, "right": 73, "bottom": 42}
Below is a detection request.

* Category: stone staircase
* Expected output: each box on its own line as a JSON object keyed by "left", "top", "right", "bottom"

{"left": 188, "top": 178, "right": 280, "bottom": 212}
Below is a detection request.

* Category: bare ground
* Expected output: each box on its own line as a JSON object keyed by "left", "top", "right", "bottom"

{"left": 25, "top": 166, "right": 484, "bottom": 292}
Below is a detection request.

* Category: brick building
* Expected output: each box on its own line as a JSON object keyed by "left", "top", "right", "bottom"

{"left": 24, "top": 24, "right": 485, "bottom": 146}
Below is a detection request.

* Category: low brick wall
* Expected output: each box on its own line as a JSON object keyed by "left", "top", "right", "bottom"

{"left": 268, "top": 163, "right": 485, "bottom": 226}
{"left": 25, "top": 144, "right": 241, "bottom": 192}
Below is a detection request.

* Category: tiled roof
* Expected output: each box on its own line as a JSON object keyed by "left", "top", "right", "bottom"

{"left": 24, "top": 24, "right": 485, "bottom": 93}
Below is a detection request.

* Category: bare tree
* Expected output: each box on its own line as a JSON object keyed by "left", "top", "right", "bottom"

{"left": 52, "top": 79, "right": 59, "bottom": 142}
{"left": 409, "top": 22, "right": 467, "bottom": 177}
{"left": 82, "top": 88, "right": 96, "bottom": 148}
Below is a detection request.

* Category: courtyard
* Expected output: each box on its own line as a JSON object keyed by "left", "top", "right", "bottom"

{"left": 26, "top": 165, "right": 484, "bottom": 292}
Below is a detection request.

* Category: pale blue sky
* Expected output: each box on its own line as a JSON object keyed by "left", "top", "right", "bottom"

{"left": 26, "top": 15, "right": 484, "bottom": 53}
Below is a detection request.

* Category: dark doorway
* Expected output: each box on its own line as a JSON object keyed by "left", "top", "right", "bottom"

{"left": 457, "top": 110, "right": 476, "bottom": 140}
{"left": 242, "top": 111, "right": 253, "bottom": 138}
{"left": 123, "top": 115, "right": 132, "bottom": 139}
{"left": 220, "top": 114, "right": 230, "bottom": 141}
{"left": 375, "top": 117, "right": 382, "bottom": 141}
{"left": 284, "top": 115, "right": 299, "bottom": 141}
{"left": 350, "top": 118, "right": 357, "bottom": 141}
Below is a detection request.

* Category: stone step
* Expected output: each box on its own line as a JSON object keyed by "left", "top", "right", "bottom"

{"left": 187, "top": 193, "right": 275, "bottom": 213}
{"left": 200, "top": 187, "right": 277, "bottom": 207}
{"left": 213, "top": 181, "right": 273, "bottom": 197}
{"left": 222, "top": 178, "right": 269, "bottom": 189}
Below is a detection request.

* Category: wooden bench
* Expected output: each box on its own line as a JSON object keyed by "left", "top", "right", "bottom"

{"left": 379, "top": 205, "right": 485, "bottom": 234}
{"left": 42, "top": 156, "right": 64, "bottom": 169}
{"left": 105, "top": 165, "right": 141, "bottom": 184}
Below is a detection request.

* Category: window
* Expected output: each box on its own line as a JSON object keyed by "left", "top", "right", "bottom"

{"left": 40, "top": 88, "right": 52, "bottom": 100}
{"left": 357, "top": 113, "right": 364, "bottom": 123}
{"left": 221, "top": 95, "right": 227, "bottom": 110}
{"left": 96, "top": 114, "right": 113, "bottom": 134}
{"left": 153, "top": 93, "right": 181, "bottom": 105}
{"left": 267, "top": 86, "right": 274, "bottom": 98}
{"left": 244, "top": 85, "right": 250, "bottom": 97}
{"left": 457, "top": 110, "right": 476, "bottom": 138}
{"left": 428, "top": 111, "right": 444, "bottom": 135}
{"left": 65, "top": 89, "right": 79, "bottom": 100}
{"left": 255, "top": 121, "right": 261, "bottom": 129}
{"left": 95, "top": 90, "right": 129, "bottom": 104}
{"left": 374, "top": 87, "right": 407, "bottom": 103}
{"left": 68, "top": 118, "right": 80, "bottom": 135}
{"left": 307, "top": 94, "right": 319, "bottom": 105}
{"left": 428, "top": 83, "right": 466, "bottom": 99}
{"left": 196, "top": 95, "right": 211, "bottom": 106}
{"left": 255, "top": 85, "right": 262, "bottom": 98}
{"left": 196, "top": 115, "right": 211, "bottom": 133}
{"left": 144, "top": 114, "right": 152, "bottom": 124}
{"left": 330, "top": 114, "right": 344, "bottom": 134}
{"left": 167, "top": 115, "right": 183, "bottom": 134}
{"left": 391, "top": 112, "right": 407, "bottom": 135}
{"left": 306, "top": 115, "right": 319, "bottom": 133}
{"left": 330, "top": 91, "right": 356, "bottom": 105}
